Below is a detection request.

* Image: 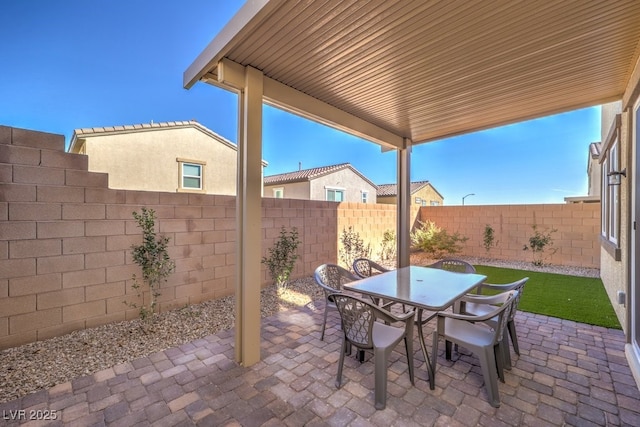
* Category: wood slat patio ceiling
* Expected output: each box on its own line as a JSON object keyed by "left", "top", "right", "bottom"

{"left": 189, "top": 0, "right": 640, "bottom": 145}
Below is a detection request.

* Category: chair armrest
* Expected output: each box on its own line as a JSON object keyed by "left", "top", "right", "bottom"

{"left": 458, "top": 292, "right": 510, "bottom": 306}
{"left": 373, "top": 306, "right": 415, "bottom": 324}
{"left": 437, "top": 305, "right": 502, "bottom": 322}
{"left": 476, "top": 278, "right": 528, "bottom": 294}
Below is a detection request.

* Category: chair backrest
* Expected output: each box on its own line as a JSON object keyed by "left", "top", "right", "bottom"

{"left": 314, "top": 264, "right": 359, "bottom": 298}
{"left": 429, "top": 258, "right": 476, "bottom": 274}
{"left": 329, "top": 293, "right": 376, "bottom": 349}
{"left": 477, "top": 290, "right": 518, "bottom": 345}
{"left": 477, "top": 277, "right": 529, "bottom": 321}
{"left": 353, "top": 258, "right": 390, "bottom": 278}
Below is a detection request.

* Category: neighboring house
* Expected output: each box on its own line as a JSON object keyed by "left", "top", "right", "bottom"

{"left": 377, "top": 180, "right": 444, "bottom": 206}
{"left": 565, "top": 141, "right": 602, "bottom": 203}
{"left": 68, "top": 120, "right": 266, "bottom": 195}
{"left": 263, "top": 163, "right": 377, "bottom": 203}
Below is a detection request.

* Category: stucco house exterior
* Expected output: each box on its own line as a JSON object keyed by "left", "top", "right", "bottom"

{"left": 263, "top": 163, "right": 377, "bottom": 203}
{"left": 68, "top": 120, "right": 266, "bottom": 195}
{"left": 565, "top": 139, "right": 602, "bottom": 204}
{"left": 377, "top": 180, "right": 444, "bottom": 206}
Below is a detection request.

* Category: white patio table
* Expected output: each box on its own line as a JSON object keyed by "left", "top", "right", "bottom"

{"left": 344, "top": 265, "right": 486, "bottom": 389}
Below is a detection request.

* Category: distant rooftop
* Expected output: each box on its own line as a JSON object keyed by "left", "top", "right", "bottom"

{"left": 264, "top": 163, "right": 376, "bottom": 188}
{"left": 377, "top": 180, "right": 443, "bottom": 199}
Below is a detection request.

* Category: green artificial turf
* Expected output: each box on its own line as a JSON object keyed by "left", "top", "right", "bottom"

{"left": 474, "top": 265, "right": 621, "bottom": 329}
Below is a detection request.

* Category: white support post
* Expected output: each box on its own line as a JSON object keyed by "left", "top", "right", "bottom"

{"left": 235, "top": 65, "right": 263, "bottom": 366}
{"left": 397, "top": 141, "right": 411, "bottom": 267}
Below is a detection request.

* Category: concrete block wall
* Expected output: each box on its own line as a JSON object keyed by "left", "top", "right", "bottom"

{"left": 419, "top": 204, "right": 601, "bottom": 268}
{"left": 0, "top": 125, "right": 601, "bottom": 349}
{"left": 0, "top": 126, "right": 341, "bottom": 350}
{"left": 335, "top": 202, "right": 421, "bottom": 262}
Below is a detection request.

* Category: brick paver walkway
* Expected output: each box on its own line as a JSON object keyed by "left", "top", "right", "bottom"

{"left": 1, "top": 303, "right": 639, "bottom": 426}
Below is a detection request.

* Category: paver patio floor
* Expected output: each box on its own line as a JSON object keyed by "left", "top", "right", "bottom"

{"left": 1, "top": 302, "right": 639, "bottom": 426}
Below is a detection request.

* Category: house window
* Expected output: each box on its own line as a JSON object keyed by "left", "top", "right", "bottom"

{"left": 415, "top": 197, "right": 422, "bottom": 204}
{"left": 600, "top": 114, "right": 621, "bottom": 259}
{"left": 430, "top": 200, "right": 440, "bottom": 206}
{"left": 326, "top": 188, "right": 344, "bottom": 202}
{"left": 273, "top": 188, "right": 284, "bottom": 198}
{"left": 361, "top": 191, "right": 368, "bottom": 203}
{"left": 177, "top": 158, "right": 205, "bottom": 192}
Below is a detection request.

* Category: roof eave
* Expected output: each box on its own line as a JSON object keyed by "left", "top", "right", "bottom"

{"left": 183, "top": 0, "right": 276, "bottom": 89}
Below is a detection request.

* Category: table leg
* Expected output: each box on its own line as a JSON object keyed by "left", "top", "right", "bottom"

{"left": 416, "top": 309, "right": 435, "bottom": 390}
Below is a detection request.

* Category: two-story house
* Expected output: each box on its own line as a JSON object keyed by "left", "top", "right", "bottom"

{"left": 68, "top": 120, "right": 267, "bottom": 195}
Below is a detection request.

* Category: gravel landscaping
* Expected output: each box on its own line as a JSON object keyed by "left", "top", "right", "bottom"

{"left": 0, "top": 257, "right": 599, "bottom": 404}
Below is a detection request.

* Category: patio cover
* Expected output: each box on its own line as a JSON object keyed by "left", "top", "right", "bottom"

{"left": 184, "top": 0, "right": 640, "bottom": 365}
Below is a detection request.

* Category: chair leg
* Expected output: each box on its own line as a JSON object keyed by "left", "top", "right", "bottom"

{"left": 373, "top": 347, "right": 390, "bottom": 410}
{"left": 494, "top": 342, "right": 506, "bottom": 383}
{"left": 321, "top": 303, "right": 329, "bottom": 341}
{"left": 501, "top": 333, "right": 512, "bottom": 370}
{"left": 508, "top": 321, "right": 520, "bottom": 355}
{"left": 445, "top": 340, "right": 452, "bottom": 360}
{"left": 335, "top": 338, "right": 347, "bottom": 388}
{"left": 479, "top": 346, "right": 501, "bottom": 408}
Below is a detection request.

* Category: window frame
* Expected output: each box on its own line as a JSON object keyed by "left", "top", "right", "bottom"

{"left": 273, "top": 187, "right": 284, "bottom": 199}
{"left": 361, "top": 191, "right": 368, "bottom": 203}
{"left": 600, "top": 114, "right": 622, "bottom": 260}
{"left": 177, "top": 158, "right": 206, "bottom": 193}
{"left": 326, "top": 187, "right": 345, "bottom": 202}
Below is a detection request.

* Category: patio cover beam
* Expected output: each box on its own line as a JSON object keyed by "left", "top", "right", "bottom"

{"left": 208, "top": 58, "right": 404, "bottom": 150}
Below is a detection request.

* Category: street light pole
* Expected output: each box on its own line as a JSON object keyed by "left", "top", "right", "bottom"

{"left": 462, "top": 193, "right": 475, "bottom": 205}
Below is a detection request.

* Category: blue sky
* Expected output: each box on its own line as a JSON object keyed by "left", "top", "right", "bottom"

{"left": 1, "top": 1, "right": 601, "bottom": 205}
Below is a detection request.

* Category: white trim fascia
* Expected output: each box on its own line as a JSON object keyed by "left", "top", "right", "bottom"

{"left": 183, "top": 0, "right": 275, "bottom": 89}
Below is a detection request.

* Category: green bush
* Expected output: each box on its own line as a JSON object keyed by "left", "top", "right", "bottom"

{"left": 523, "top": 224, "right": 558, "bottom": 266}
{"left": 339, "top": 227, "right": 371, "bottom": 270}
{"left": 126, "top": 207, "right": 175, "bottom": 321}
{"left": 483, "top": 224, "right": 497, "bottom": 253}
{"left": 262, "top": 226, "right": 301, "bottom": 290}
{"left": 378, "top": 229, "right": 397, "bottom": 261}
{"left": 410, "top": 220, "right": 468, "bottom": 258}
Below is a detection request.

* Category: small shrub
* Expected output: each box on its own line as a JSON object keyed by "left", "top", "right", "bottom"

{"left": 339, "top": 227, "right": 371, "bottom": 270}
{"left": 378, "top": 229, "right": 397, "bottom": 261}
{"left": 410, "top": 220, "right": 468, "bottom": 258}
{"left": 483, "top": 224, "right": 498, "bottom": 253}
{"left": 125, "top": 207, "right": 175, "bottom": 321}
{"left": 523, "top": 224, "right": 558, "bottom": 266}
{"left": 262, "top": 226, "right": 301, "bottom": 290}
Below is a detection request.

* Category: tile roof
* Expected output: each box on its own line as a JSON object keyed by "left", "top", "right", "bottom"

{"left": 70, "top": 120, "right": 267, "bottom": 166}
{"left": 263, "top": 163, "right": 376, "bottom": 188}
{"left": 377, "top": 180, "right": 434, "bottom": 197}
{"left": 74, "top": 120, "right": 207, "bottom": 137}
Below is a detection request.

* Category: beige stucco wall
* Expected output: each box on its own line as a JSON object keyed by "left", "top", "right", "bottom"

{"left": 74, "top": 126, "right": 250, "bottom": 196}
{"left": 587, "top": 151, "right": 601, "bottom": 197}
{"left": 263, "top": 181, "right": 310, "bottom": 200}
{"left": 599, "top": 100, "right": 629, "bottom": 331}
{"left": 378, "top": 184, "right": 444, "bottom": 206}
{"left": 309, "top": 168, "right": 377, "bottom": 203}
